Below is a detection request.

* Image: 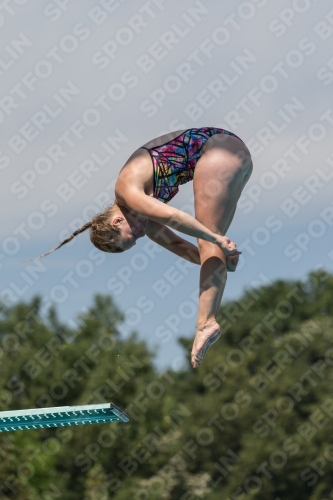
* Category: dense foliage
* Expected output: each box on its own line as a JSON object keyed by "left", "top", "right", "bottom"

{"left": 1, "top": 269, "right": 333, "bottom": 499}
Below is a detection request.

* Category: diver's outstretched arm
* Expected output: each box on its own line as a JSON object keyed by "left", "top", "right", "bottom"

{"left": 145, "top": 219, "right": 200, "bottom": 264}
{"left": 116, "top": 189, "right": 239, "bottom": 257}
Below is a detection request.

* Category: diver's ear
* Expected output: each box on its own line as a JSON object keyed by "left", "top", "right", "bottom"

{"left": 111, "top": 216, "right": 124, "bottom": 227}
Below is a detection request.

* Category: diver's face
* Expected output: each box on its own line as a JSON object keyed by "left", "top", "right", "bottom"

{"left": 112, "top": 208, "right": 148, "bottom": 251}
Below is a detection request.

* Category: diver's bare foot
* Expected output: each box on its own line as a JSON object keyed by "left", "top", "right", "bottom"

{"left": 191, "top": 319, "right": 221, "bottom": 368}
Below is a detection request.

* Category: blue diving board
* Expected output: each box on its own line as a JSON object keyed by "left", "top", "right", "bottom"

{"left": 0, "top": 403, "right": 129, "bottom": 432}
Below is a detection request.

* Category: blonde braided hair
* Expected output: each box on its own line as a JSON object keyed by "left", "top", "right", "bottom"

{"left": 25, "top": 203, "right": 124, "bottom": 262}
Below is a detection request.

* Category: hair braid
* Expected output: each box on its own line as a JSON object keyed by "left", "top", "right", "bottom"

{"left": 25, "top": 203, "right": 123, "bottom": 263}
{"left": 24, "top": 221, "right": 93, "bottom": 262}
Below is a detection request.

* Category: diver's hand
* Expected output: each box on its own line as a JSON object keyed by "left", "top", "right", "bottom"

{"left": 214, "top": 234, "right": 240, "bottom": 257}
{"left": 226, "top": 253, "right": 240, "bottom": 272}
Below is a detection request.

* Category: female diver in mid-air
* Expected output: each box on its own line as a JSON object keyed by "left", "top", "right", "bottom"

{"left": 33, "top": 127, "right": 253, "bottom": 368}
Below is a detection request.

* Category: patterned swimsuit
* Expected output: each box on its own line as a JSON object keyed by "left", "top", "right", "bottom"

{"left": 140, "top": 127, "right": 243, "bottom": 204}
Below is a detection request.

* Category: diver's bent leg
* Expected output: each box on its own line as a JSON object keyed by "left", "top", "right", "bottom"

{"left": 191, "top": 136, "right": 252, "bottom": 368}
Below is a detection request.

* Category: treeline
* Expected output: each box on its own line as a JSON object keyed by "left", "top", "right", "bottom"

{"left": 1, "top": 270, "right": 333, "bottom": 499}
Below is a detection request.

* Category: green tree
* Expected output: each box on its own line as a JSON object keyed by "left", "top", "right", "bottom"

{"left": 1, "top": 270, "right": 333, "bottom": 499}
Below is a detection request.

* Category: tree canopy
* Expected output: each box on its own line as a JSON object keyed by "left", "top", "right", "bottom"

{"left": 1, "top": 269, "right": 333, "bottom": 499}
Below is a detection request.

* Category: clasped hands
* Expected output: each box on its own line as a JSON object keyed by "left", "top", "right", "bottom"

{"left": 214, "top": 234, "right": 241, "bottom": 273}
